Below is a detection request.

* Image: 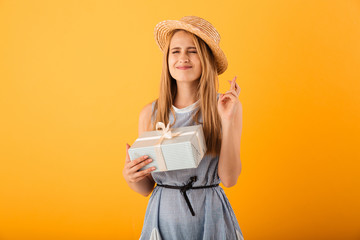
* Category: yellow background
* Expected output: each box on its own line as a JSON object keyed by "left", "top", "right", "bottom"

{"left": 1, "top": 0, "right": 359, "bottom": 239}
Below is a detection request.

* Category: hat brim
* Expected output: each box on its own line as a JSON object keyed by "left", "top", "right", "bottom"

{"left": 154, "top": 20, "right": 228, "bottom": 75}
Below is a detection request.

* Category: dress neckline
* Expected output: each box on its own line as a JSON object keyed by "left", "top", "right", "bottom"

{"left": 172, "top": 100, "right": 200, "bottom": 113}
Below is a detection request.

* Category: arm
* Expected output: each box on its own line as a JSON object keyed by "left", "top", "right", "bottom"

{"left": 218, "top": 103, "right": 242, "bottom": 187}
{"left": 123, "top": 103, "right": 156, "bottom": 197}
{"left": 217, "top": 76, "right": 243, "bottom": 188}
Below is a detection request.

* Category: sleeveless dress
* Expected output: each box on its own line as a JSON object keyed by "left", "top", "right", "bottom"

{"left": 139, "top": 97, "right": 244, "bottom": 240}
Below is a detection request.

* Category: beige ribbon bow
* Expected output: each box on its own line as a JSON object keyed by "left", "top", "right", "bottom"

{"left": 154, "top": 122, "right": 181, "bottom": 171}
{"left": 156, "top": 122, "right": 181, "bottom": 144}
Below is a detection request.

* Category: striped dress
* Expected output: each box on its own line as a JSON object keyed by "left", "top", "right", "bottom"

{"left": 139, "top": 97, "right": 244, "bottom": 240}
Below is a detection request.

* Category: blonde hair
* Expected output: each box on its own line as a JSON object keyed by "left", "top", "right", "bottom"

{"left": 152, "top": 29, "right": 222, "bottom": 157}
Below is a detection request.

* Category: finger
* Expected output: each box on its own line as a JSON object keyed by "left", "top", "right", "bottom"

{"left": 218, "top": 93, "right": 224, "bottom": 102}
{"left": 219, "top": 94, "right": 232, "bottom": 104}
{"left": 129, "top": 167, "right": 156, "bottom": 183}
{"left": 130, "top": 157, "right": 153, "bottom": 173}
{"left": 125, "top": 143, "right": 131, "bottom": 163}
{"left": 131, "top": 172, "right": 153, "bottom": 183}
{"left": 218, "top": 93, "right": 229, "bottom": 104}
{"left": 228, "top": 76, "right": 237, "bottom": 91}
{"left": 133, "top": 167, "right": 156, "bottom": 179}
{"left": 228, "top": 81, "right": 239, "bottom": 94}
{"left": 225, "top": 89, "right": 239, "bottom": 99}
{"left": 234, "top": 82, "right": 241, "bottom": 96}
{"left": 221, "top": 91, "right": 238, "bottom": 103}
{"left": 127, "top": 155, "right": 149, "bottom": 169}
{"left": 231, "top": 76, "right": 237, "bottom": 90}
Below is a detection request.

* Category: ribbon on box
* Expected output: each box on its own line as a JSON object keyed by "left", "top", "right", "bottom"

{"left": 155, "top": 122, "right": 181, "bottom": 144}
{"left": 136, "top": 122, "right": 205, "bottom": 171}
{"left": 154, "top": 122, "right": 181, "bottom": 171}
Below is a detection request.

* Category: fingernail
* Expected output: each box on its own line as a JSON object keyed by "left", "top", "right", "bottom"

{"left": 143, "top": 155, "right": 148, "bottom": 159}
{"left": 152, "top": 167, "right": 156, "bottom": 170}
{"left": 148, "top": 159, "right": 152, "bottom": 162}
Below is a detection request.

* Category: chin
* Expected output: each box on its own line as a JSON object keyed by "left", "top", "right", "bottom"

{"left": 172, "top": 75, "right": 200, "bottom": 82}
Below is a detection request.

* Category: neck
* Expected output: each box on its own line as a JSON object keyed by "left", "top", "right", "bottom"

{"left": 173, "top": 80, "right": 199, "bottom": 109}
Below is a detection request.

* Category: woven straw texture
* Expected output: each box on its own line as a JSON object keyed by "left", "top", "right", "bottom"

{"left": 154, "top": 16, "right": 228, "bottom": 75}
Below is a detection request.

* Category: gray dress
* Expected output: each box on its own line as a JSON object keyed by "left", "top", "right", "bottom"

{"left": 139, "top": 97, "right": 244, "bottom": 240}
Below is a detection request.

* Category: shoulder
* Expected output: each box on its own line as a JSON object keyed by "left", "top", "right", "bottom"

{"left": 138, "top": 101, "right": 154, "bottom": 134}
{"left": 139, "top": 102, "right": 153, "bottom": 119}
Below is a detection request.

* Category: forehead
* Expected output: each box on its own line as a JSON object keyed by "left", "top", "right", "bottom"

{"left": 169, "top": 30, "right": 195, "bottom": 47}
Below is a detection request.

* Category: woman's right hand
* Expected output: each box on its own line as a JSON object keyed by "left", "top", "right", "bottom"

{"left": 123, "top": 143, "right": 156, "bottom": 183}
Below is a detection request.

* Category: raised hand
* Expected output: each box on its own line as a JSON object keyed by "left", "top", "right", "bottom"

{"left": 217, "top": 76, "right": 242, "bottom": 124}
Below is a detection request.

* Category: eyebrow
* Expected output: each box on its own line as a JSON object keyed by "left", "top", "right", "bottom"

{"left": 170, "top": 46, "right": 197, "bottom": 51}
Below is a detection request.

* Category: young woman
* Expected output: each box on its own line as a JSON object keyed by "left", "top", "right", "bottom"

{"left": 123, "top": 16, "right": 244, "bottom": 240}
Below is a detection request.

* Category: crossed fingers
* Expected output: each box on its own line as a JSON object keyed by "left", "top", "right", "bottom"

{"left": 226, "top": 76, "right": 240, "bottom": 97}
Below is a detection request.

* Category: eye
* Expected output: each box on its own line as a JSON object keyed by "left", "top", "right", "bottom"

{"left": 172, "top": 51, "right": 180, "bottom": 54}
{"left": 189, "top": 51, "right": 197, "bottom": 54}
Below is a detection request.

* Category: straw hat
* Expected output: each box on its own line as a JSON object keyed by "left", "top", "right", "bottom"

{"left": 154, "top": 16, "right": 228, "bottom": 75}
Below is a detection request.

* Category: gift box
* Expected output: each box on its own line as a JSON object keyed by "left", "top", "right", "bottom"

{"left": 128, "top": 122, "right": 207, "bottom": 172}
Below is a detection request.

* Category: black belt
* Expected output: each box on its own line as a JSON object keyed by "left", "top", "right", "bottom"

{"left": 156, "top": 176, "right": 219, "bottom": 216}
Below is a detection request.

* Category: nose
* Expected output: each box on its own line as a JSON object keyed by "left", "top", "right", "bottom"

{"left": 179, "top": 52, "right": 190, "bottom": 63}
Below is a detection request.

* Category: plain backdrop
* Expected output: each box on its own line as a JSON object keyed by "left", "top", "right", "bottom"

{"left": 0, "top": 0, "right": 359, "bottom": 239}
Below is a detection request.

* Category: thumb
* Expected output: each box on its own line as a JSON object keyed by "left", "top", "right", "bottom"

{"left": 217, "top": 94, "right": 224, "bottom": 103}
{"left": 125, "top": 143, "right": 131, "bottom": 163}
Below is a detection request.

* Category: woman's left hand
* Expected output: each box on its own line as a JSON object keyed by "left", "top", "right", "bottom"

{"left": 217, "top": 76, "right": 242, "bottom": 124}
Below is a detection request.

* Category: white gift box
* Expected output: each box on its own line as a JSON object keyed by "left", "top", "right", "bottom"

{"left": 128, "top": 123, "right": 207, "bottom": 172}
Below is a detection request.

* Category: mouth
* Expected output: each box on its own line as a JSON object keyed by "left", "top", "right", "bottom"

{"left": 176, "top": 66, "right": 192, "bottom": 70}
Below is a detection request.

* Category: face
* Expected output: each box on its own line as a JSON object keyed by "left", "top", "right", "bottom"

{"left": 168, "top": 30, "right": 202, "bottom": 82}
